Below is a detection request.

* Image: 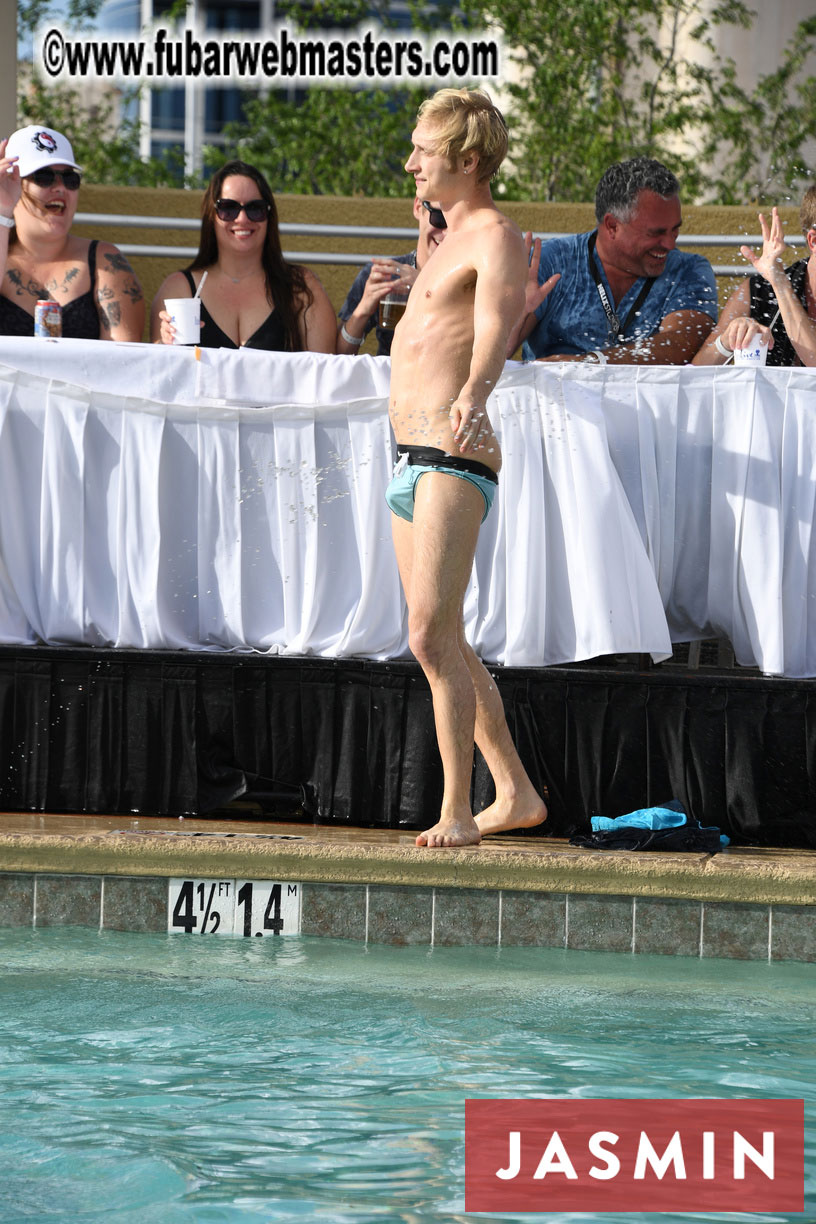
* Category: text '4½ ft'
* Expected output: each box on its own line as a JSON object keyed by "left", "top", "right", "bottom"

{"left": 168, "top": 878, "right": 301, "bottom": 936}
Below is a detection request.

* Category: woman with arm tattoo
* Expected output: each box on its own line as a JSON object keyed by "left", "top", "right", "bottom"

{"left": 0, "top": 126, "right": 144, "bottom": 341}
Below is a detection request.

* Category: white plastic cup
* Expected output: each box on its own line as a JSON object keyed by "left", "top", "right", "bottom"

{"left": 733, "top": 339, "right": 769, "bottom": 366}
{"left": 165, "top": 297, "right": 201, "bottom": 345}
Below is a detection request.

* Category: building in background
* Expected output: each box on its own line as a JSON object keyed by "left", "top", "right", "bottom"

{"left": 18, "top": 0, "right": 816, "bottom": 194}
{"left": 99, "top": 0, "right": 420, "bottom": 181}
{"left": 98, "top": 0, "right": 273, "bottom": 178}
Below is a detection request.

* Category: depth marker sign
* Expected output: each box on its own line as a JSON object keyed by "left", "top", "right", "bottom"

{"left": 168, "top": 878, "right": 301, "bottom": 936}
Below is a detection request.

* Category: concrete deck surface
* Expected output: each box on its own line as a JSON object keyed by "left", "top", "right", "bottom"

{"left": 1, "top": 813, "right": 814, "bottom": 906}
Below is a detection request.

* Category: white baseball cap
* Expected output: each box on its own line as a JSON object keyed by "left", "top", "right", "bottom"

{"left": 5, "top": 126, "right": 81, "bottom": 177}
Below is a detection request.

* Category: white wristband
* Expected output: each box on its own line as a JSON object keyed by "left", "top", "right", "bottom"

{"left": 714, "top": 334, "right": 734, "bottom": 358}
{"left": 340, "top": 322, "right": 362, "bottom": 348}
{"left": 586, "top": 348, "right": 608, "bottom": 365}
{"left": 0, "top": 214, "right": 14, "bottom": 229}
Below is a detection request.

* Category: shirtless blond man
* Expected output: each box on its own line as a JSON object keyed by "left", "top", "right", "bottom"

{"left": 388, "top": 88, "right": 548, "bottom": 848}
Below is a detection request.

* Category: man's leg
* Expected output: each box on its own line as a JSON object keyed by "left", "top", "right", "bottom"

{"left": 391, "top": 471, "right": 484, "bottom": 848}
{"left": 458, "top": 630, "right": 547, "bottom": 835}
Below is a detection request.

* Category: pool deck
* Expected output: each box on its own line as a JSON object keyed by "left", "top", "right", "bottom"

{"left": 1, "top": 811, "right": 815, "bottom": 904}
{"left": 1, "top": 813, "right": 814, "bottom": 959}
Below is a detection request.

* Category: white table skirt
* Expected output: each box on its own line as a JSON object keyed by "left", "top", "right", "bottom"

{"left": 0, "top": 338, "right": 812, "bottom": 676}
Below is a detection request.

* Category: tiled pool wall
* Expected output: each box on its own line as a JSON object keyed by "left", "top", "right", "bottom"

{"left": 1, "top": 872, "right": 815, "bottom": 962}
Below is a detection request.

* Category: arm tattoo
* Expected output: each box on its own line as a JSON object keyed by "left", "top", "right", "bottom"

{"left": 103, "top": 251, "right": 134, "bottom": 275}
{"left": 99, "top": 299, "right": 123, "bottom": 332}
{"left": 101, "top": 251, "right": 144, "bottom": 305}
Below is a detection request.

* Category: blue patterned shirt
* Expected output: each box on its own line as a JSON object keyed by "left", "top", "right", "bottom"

{"left": 522, "top": 231, "right": 718, "bottom": 361}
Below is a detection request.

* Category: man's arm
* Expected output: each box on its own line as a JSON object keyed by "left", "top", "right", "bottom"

{"left": 452, "top": 224, "right": 526, "bottom": 454}
{"left": 539, "top": 308, "right": 715, "bottom": 365}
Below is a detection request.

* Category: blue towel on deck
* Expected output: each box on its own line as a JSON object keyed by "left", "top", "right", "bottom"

{"left": 591, "top": 800, "right": 688, "bottom": 833}
{"left": 570, "top": 799, "right": 729, "bottom": 852}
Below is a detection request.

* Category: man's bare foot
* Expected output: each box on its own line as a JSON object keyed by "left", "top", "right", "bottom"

{"left": 416, "top": 812, "right": 482, "bottom": 848}
{"left": 474, "top": 794, "right": 548, "bottom": 837}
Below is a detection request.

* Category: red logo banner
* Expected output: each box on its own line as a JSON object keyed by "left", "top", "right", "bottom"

{"left": 465, "top": 1098, "right": 804, "bottom": 1212}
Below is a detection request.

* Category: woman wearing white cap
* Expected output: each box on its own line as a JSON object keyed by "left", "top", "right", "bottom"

{"left": 0, "top": 125, "right": 144, "bottom": 340}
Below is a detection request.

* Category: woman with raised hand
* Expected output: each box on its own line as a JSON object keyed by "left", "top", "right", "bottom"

{"left": 0, "top": 125, "right": 144, "bottom": 339}
{"left": 694, "top": 193, "right": 816, "bottom": 367}
{"left": 152, "top": 159, "right": 336, "bottom": 351}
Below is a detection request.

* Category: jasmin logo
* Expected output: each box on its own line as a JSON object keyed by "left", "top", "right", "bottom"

{"left": 32, "top": 131, "right": 58, "bottom": 155}
{"left": 465, "top": 1098, "right": 804, "bottom": 1212}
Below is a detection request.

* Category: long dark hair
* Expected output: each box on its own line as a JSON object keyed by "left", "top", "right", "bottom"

{"left": 188, "top": 160, "right": 312, "bottom": 351}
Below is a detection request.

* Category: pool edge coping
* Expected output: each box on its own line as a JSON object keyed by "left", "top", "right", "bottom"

{"left": 1, "top": 829, "right": 815, "bottom": 906}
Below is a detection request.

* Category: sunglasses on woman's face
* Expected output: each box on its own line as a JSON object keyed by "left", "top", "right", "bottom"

{"left": 27, "top": 168, "right": 82, "bottom": 190}
{"left": 215, "top": 198, "right": 269, "bottom": 223}
{"left": 421, "top": 200, "right": 446, "bottom": 229}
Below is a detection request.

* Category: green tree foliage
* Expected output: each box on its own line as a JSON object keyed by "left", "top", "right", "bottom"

{"left": 18, "top": 0, "right": 189, "bottom": 186}
{"left": 16, "top": 0, "right": 816, "bottom": 203}
{"left": 205, "top": 0, "right": 816, "bottom": 204}
{"left": 461, "top": 0, "right": 815, "bottom": 203}
{"left": 207, "top": 87, "right": 427, "bottom": 197}
{"left": 458, "top": 0, "right": 744, "bottom": 200}
{"left": 18, "top": 77, "right": 185, "bottom": 187}
{"left": 19, "top": 1, "right": 103, "bottom": 32}
{"left": 698, "top": 15, "right": 816, "bottom": 204}
{"left": 205, "top": 0, "right": 437, "bottom": 195}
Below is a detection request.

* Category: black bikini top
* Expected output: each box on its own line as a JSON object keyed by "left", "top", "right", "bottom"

{"left": 0, "top": 240, "right": 101, "bottom": 338}
{"left": 181, "top": 270, "right": 288, "bottom": 350}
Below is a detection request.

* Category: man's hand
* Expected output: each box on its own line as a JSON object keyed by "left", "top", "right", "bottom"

{"left": 450, "top": 395, "right": 488, "bottom": 454}
{"left": 359, "top": 259, "right": 417, "bottom": 316}
{"left": 505, "top": 232, "right": 560, "bottom": 357}
{"left": 522, "top": 232, "right": 560, "bottom": 315}
{"left": 338, "top": 259, "right": 417, "bottom": 350}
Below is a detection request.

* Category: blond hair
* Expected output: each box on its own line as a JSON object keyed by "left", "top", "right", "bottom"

{"left": 416, "top": 88, "right": 508, "bottom": 183}
{"left": 799, "top": 185, "right": 816, "bottom": 235}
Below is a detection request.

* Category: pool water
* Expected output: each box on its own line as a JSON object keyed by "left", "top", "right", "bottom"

{"left": 0, "top": 927, "right": 813, "bottom": 1223}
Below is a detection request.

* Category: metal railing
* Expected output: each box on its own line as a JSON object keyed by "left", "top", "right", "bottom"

{"left": 74, "top": 212, "right": 805, "bottom": 276}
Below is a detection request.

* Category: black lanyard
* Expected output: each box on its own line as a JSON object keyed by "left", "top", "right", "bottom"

{"left": 587, "top": 231, "right": 656, "bottom": 344}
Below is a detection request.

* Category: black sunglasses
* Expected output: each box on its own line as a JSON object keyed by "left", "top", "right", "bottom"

{"left": 215, "top": 197, "right": 270, "bottom": 223}
{"left": 28, "top": 167, "right": 82, "bottom": 190}
{"left": 421, "top": 200, "right": 446, "bottom": 229}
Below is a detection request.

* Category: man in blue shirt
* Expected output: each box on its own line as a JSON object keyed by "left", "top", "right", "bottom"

{"left": 514, "top": 157, "right": 718, "bottom": 364}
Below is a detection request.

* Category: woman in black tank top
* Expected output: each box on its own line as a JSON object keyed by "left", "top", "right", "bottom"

{"left": 693, "top": 192, "right": 816, "bottom": 368}
{"left": 151, "top": 160, "right": 336, "bottom": 352}
{"left": 0, "top": 125, "right": 145, "bottom": 341}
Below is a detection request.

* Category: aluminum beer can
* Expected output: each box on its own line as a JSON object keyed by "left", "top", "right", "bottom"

{"left": 34, "top": 300, "right": 62, "bottom": 338}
